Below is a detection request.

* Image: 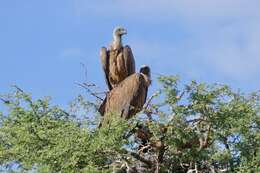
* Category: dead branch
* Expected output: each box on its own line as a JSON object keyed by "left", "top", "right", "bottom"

{"left": 129, "top": 152, "right": 153, "bottom": 168}
{"left": 142, "top": 91, "right": 160, "bottom": 121}
{"left": 0, "top": 97, "right": 10, "bottom": 104}
{"left": 143, "top": 91, "right": 160, "bottom": 110}
{"left": 11, "top": 85, "right": 24, "bottom": 93}
{"left": 138, "top": 145, "right": 151, "bottom": 154}
{"left": 76, "top": 82, "right": 104, "bottom": 101}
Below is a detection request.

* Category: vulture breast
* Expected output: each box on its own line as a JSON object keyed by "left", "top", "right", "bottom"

{"left": 108, "top": 50, "right": 128, "bottom": 87}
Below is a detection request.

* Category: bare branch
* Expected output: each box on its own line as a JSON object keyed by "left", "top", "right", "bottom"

{"left": 143, "top": 91, "right": 160, "bottom": 110}
{"left": 0, "top": 97, "right": 10, "bottom": 104}
{"left": 129, "top": 152, "right": 153, "bottom": 168}
{"left": 11, "top": 85, "right": 24, "bottom": 93}
{"left": 178, "top": 90, "right": 185, "bottom": 100}
{"left": 76, "top": 82, "right": 104, "bottom": 101}
{"left": 138, "top": 145, "right": 151, "bottom": 154}
{"left": 80, "top": 62, "right": 88, "bottom": 82}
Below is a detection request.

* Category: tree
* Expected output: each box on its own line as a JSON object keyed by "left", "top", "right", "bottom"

{"left": 0, "top": 76, "right": 259, "bottom": 173}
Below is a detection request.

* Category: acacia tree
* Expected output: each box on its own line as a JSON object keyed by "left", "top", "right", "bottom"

{"left": 0, "top": 76, "right": 259, "bottom": 173}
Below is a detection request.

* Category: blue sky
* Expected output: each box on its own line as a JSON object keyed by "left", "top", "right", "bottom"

{"left": 0, "top": 0, "right": 260, "bottom": 109}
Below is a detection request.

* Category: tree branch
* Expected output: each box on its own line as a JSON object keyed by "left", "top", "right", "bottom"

{"left": 0, "top": 97, "right": 10, "bottom": 104}
{"left": 129, "top": 152, "right": 153, "bottom": 168}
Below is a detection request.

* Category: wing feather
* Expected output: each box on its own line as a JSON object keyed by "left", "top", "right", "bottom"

{"left": 128, "top": 74, "right": 147, "bottom": 117}
{"left": 123, "top": 45, "right": 135, "bottom": 75}
{"left": 100, "top": 47, "right": 112, "bottom": 90}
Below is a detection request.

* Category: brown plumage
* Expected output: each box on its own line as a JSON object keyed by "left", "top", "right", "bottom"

{"left": 100, "top": 27, "right": 135, "bottom": 90}
{"left": 99, "top": 66, "right": 151, "bottom": 125}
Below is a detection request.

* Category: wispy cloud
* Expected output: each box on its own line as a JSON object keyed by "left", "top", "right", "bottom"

{"left": 73, "top": 0, "right": 260, "bottom": 83}
{"left": 60, "top": 48, "right": 83, "bottom": 59}
{"left": 128, "top": 20, "right": 260, "bottom": 81}
{"left": 74, "top": 0, "right": 260, "bottom": 22}
{"left": 198, "top": 22, "right": 260, "bottom": 80}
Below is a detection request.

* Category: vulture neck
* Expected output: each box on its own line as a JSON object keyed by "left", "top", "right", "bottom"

{"left": 112, "top": 34, "right": 122, "bottom": 50}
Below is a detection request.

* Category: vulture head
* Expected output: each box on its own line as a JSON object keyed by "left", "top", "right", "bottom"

{"left": 113, "top": 26, "right": 127, "bottom": 37}
{"left": 111, "top": 26, "right": 127, "bottom": 50}
{"left": 140, "top": 65, "right": 152, "bottom": 86}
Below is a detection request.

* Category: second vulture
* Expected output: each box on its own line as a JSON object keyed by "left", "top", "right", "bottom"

{"left": 99, "top": 66, "right": 151, "bottom": 126}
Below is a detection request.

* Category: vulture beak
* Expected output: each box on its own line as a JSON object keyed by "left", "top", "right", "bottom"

{"left": 121, "top": 29, "right": 127, "bottom": 35}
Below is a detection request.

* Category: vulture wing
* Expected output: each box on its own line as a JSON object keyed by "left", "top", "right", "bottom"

{"left": 100, "top": 47, "right": 112, "bottom": 90}
{"left": 128, "top": 74, "right": 148, "bottom": 118}
{"left": 123, "top": 45, "right": 135, "bottom": 75}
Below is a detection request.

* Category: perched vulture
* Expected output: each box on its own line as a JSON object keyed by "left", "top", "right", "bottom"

{"left": 100, "top": 27, "right": 135, "bottom": 90}
{"left": 99, "top": 66, "right": 151, "bottom": 126}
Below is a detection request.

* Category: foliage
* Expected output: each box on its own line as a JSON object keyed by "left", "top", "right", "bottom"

{"left": 0, "top": 76, "right": 259, "bottom": 173}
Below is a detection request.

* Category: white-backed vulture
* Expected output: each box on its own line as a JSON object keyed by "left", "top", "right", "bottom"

{"left": 99, "top": 66, "right": 151, "bottom": 125}
{"left": 100, "top": 27, "right": 135, "bottom": 90}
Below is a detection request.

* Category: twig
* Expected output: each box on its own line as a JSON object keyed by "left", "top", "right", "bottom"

{"left": 138, "top": 145, "right": 151, "bottom": 154}
{"left": 178, "top": 90, "right": 185, "bottom": 100}
{"left": 76, "top": 82, "right": 104, "bottom": 101}
{"left": 11, "top": 85, "right": 24, "bottom": 93}
{"left": 186, "top": 118, "right": 209, "bottom": 124}
{"left": 0, "top": 97, "right": 10, "bottom": 104}
{"left": 82, "top": 82, "right": 96, "bottom": 87}
{"left": 11, "top": 85, "right": 38, "bottom": 115}
{"left": 142, "top": 91, "right": 161, "bottom": 121}
{"left": 80, "top": 62, "right": 88, "bottom": 83}
{"left": 143, "top": 91, "right": 160, "bottom": 110}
